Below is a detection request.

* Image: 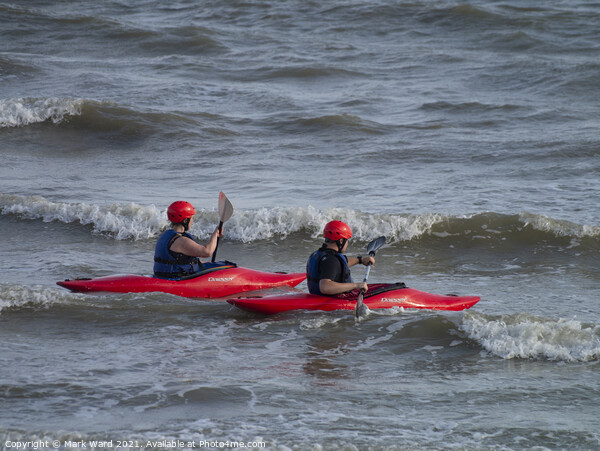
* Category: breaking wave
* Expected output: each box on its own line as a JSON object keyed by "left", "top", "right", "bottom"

{"left": 0, "top": 194, "right": 166, "bottom": 240}
{"left": 0, "top": 283, "right": 73, "bottom": 316}
{"left": 0, "top": 97, "right": 226, "bottom": 138}
{"left": 0, "top": 97, "right": 84, "bottom": 128}
{"left": 1, "top": 194, "right": 599, "bottom": 246}
{"left": 461, "top": 311, "right": 600, "bottom": 362}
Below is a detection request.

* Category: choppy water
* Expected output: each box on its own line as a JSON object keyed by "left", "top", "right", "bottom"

{"left": 1, "top": 1, "right": 599, "bottom": 450}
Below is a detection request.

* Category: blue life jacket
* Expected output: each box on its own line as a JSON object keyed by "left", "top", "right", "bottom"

{"left": 154, "top": 229, "right": 203, "bottom": 279}
{"left": 306, "top": 246, "right": 353, "bottom": 295}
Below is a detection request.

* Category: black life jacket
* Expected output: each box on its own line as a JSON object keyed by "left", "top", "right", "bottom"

{"left": 306, "top": 245, "right": 352, "bottom": 295}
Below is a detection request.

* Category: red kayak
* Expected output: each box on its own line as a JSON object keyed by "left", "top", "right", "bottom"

{"left": 227, "top": 283, "right": 480, "bottom": 314}
{"left": 57, "top": 264, "right": 306, "bottom": 298}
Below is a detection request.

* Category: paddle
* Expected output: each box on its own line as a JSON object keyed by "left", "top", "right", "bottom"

{"left": 355, "top": 235, "right": 386, "bottom": 319}
{"left": 211, "top": 192, "right": 234, "bottom": 262}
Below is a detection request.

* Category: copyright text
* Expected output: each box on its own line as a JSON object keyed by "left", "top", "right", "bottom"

{"left": 4, "top": 439, "right": 267, "bottom": 449}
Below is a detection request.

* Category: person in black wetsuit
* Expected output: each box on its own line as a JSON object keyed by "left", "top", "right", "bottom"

{"left": 306, "top": 220, "right": 375, "bottom": 295}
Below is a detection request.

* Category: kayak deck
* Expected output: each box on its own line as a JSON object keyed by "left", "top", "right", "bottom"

{"left": 227, "top": 283, "right": 480, "bottom": 314}
{"left": 57, "top": 264, "right": 306, "bottom": 298}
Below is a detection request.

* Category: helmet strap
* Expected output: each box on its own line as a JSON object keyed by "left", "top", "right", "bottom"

{"left": 336, "top": 238, "right": 347, "bottom": 253}
{"left": 182, "top": 218, "right": 191, "bottom": 232}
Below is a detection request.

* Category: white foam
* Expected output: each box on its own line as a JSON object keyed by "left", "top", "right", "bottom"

{"left": 0, "top": 194, "right": 166, "bottom": 240}
{"left": 299, "top": 315, "right": 344, "bottom": 330}
{"left": 461, "top": 311, "right": 600, "bottom": 362}
{"left": 519, "top": 211, "right": 600, "bottom": 239}
{"left": 3, "top": 193, "right": 597, "bottom": 244}
{"left": 0, "top": 195, "right": 448, "bottom": 243}
{"left": 222, "top": 206, "right": 448, "bottom": 242}
{"left": 0, "top": 283, "right": 73, "bottom": 315}
{"left": 0, "top": 97, "right": 84, "bottom": 127}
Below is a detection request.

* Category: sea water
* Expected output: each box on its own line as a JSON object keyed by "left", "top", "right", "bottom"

{"left": 1, "top": 1, "right": 599, "bottom": 449}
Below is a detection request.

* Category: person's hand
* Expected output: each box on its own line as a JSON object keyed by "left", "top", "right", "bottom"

{"left": 215, "top": 226, "right": 224, "bottom": 238}
{"left": 362, "top": 256, "right": 375, "bottom": 266}
{"left": 356, "top": 282, "right": 368, "bottom": 292}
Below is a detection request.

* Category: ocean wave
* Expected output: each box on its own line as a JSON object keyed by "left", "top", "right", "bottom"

{"left": 417, "top": 3, "right": 502, "bottom": 30}
{"left": 518, "top": 212, "right": 600, "bottom": 240}
{"left": 271, "top": 113, "right": 390, "bottom": 135}
{"left": 237, "top": 65, "right": 364, "bottom": 82}
{"left": 0, "top": 196, "right": 461, "bottom": 242}
{"left": 0, "top": 97, "right": 229, "bottom": 137}
{"left": 1, "top": 194, "right": 598, "bottom": 245}
{"left": 0, "top": 98, "right": 84, "bottom": 128}
{"left": 135, "top": 25, "right": 227, "bottom": 56}
{"left": 420, "top": 100, "right": 525, "bottom": 115}
{"left": 64, "top": 101, "right": 203, "bottom": 137}
{"left": 1, "top": 4, "right": 225, "bottom": 57}
{"left": 0, "top": 194, "right": 167, "bottom": 240}
{"left": 0, "top": 56, "right": 40, "bottom": 80}
{"left": 461, "top": 311, "right": 600, "bottom": 362}
{"left": 0, "top": 98, "right": 389, "bottom": 136}
{"left": 0, "top": 283, "right": 72, "bottom": 316}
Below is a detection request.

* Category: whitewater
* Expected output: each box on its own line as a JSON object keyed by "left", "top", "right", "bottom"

{"left": 1, "top": 0, "right": 599, "bottom": 449}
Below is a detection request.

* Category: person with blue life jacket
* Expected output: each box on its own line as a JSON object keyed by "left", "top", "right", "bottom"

{"left": 154, "top": 201, "right": 223, "bottom": 279}
{"left": 306, "top": 220, "right": 375, "bottom": 295}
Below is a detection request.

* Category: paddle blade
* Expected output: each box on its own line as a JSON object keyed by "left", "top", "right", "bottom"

{"left": 367, "top": 236, "right": 386, "bottom": 256}
{"left": 212, "top": 192, "right": 233, "bottom": 262}
{"left": 218, "top": 192, "right": 234, "bottom": 223}
{"left": 355, "top": 290, "right": 369, "bottom": 319}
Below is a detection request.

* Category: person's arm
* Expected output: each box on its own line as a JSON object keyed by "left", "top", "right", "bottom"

{"left": 319, "top": 278, "right": 367, "bottom": 295}
{"left": 348, "top": 255, "right": 375, "bottom": 267}
{"left": 318, "top": 254, "right": 368, "bottom": 295}
{"left": 170, "top": 226, "right": 222, "bottom": 258}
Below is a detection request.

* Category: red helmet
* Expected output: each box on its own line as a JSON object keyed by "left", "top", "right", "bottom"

{"left": 167, "top": 201, "right": 196, "bottom": 222}
{"left": 323, "top": 220, "right": 352, "bottom": 241}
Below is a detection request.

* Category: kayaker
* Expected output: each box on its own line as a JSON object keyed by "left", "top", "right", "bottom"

{"left": 306, "top": 220, "right": 375, "bottom": 295}
{"left": 153, "top": 201, "right": 223, "bottom": 279}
